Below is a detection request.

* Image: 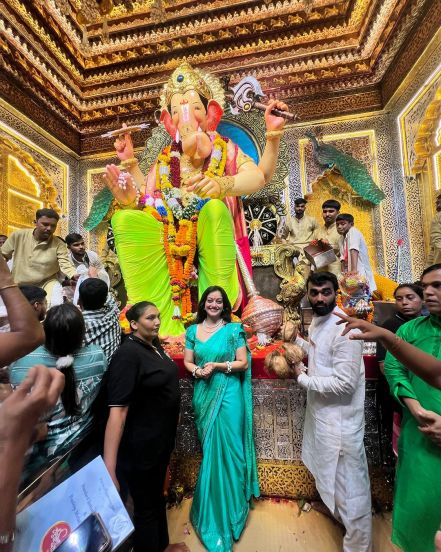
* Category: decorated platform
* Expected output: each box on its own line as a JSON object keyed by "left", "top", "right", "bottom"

{"left": 168, "top": 344, "right": 392, "bottom": 506}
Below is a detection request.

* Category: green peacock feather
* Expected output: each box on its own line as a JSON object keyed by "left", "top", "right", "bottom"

{"left": 306, "top": 131, "right": 385, "bottom": 205}
{"left": 83, "top": 187, "right": 114, "bottom": 231}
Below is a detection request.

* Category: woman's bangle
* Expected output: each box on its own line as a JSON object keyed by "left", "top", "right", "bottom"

{"left": 226, "top": 361, "right": 232, "bottom": 374}
{"left": 192, "top": 366, "right": 201, "bottom": 378}
{"left": 0, "top": 283, "right": 17, "bottom": 292}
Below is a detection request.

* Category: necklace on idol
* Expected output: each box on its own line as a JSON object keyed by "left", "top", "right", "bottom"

{"left": 202, "top": 318, "right": 223, "bottom": 333}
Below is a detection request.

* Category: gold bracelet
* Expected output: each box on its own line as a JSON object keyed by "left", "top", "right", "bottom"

{"left": 265, "top": 129, "right": 285, "bottom": 141}
{"left": 120, "top": 157, "right": 139, "bottom": 170}
{"left": 0, "top": 283, "right": 17, "bottom": 292}
{"left": 214, "top": 176, "right": 235, "bottom": 199}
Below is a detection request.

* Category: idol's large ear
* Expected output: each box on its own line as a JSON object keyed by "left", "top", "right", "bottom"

{"left": 159, "top": 109, "right": 178, "bottom": 140}
{"left": 206, "top": 100, "right": 224, "bottom": 131}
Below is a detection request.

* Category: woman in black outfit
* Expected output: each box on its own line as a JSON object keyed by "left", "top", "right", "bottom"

{"left": 103, "top": 301, "right": 187, "bottom": 552}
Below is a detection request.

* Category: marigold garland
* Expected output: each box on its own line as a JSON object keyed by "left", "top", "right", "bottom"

{"left": 139, "top": 134, "right": 229, "bottom": 321}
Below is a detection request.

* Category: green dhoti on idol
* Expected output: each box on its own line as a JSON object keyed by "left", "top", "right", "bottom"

{"left": 86, "top": 62, "right": 287, "bottom": 336}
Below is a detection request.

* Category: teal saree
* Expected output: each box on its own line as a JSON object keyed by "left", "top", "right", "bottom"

{"left": 185, "top": 323, "right": 260, "bottom": 551}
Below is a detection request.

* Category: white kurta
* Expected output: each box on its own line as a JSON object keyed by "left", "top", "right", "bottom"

{"left": 296, "top": 306, "right": 371, "bottom": 551}
{"left": 65, "top": 250, "right": 110, "bottom": 304}
{"left": 339, "top": 227, "right": 376, "bottom": 292}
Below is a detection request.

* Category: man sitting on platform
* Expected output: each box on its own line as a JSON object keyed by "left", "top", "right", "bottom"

{"left": 293, "top": 271, "right": 372, "bottom": 552}
{"left": 284, "top": 198, "right": 319, "bottom": 251}
{"left": 313, "top": 199, "right": 341, "bottom": 276}
{"left": 1, "top": 209, "right": 78, "bottom": 307}
{"left": 336, "top": 213, "right": 376, "bottom": 292}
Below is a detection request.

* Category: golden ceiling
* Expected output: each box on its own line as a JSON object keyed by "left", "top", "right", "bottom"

{"left": 0, "top": 0, "right": 439, "bottom": 154}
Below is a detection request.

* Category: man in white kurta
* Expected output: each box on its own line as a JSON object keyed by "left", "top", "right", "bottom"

{"left": 64, "top": 233, "right": 110, "bottom": 304}
{"left": 336, "top": 213, "right": 376, "bottom": 292}
{"left": 294, "top": 271, "right": 372, "bottom": 552}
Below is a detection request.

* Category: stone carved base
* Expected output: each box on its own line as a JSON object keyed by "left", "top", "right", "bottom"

{"left": 172, "top": 378, "right": 393, "bottom": 507}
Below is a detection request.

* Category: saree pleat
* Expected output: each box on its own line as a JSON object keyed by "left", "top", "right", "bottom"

{"left": 186, "top": 323, "right": 259, "bottom": 552}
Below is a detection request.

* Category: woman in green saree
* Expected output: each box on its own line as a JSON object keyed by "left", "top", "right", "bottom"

{"left": 184, "top": 286, "right": 259, "bottom": 551}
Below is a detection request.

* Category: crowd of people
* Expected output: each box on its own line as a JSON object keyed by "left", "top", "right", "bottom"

{"left": 0, "top": 202, "right": 440, "bottom": 552}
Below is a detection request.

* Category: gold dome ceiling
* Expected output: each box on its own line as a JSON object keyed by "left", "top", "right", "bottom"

{"left": 0, "top": 0, "right": 439, "bottom": 154}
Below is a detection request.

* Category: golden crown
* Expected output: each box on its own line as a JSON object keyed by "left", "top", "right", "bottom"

{"left": 160, "top": 61, "right": 225, "bottom": 111}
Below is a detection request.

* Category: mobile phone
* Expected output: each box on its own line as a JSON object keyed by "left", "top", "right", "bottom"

{"left": 52, "top": 513, "right": 112, "bottom": 552}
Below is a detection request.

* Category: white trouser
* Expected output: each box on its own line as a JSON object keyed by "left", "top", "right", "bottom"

{"left": 334, "top": 452, "right": 372, "bottom": 552}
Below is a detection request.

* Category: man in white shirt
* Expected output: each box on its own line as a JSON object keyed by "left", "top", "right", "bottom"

{"left": 336, "top": 213, "right": 376, "bottom": 292}
{"left": 64, "top": 233, "right": 110, "bottom": 304}
{"left": 293, "top": 271, "right": 372, "bottom": 552}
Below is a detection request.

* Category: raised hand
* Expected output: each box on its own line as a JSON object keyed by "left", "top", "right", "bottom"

{"left": 114, "top": 123, "right": 134, "bottom": 162}
{"left": 104, "top": 164, "right": 138, "bottom": 206}
{"left": 264, "top": 99, "right": 289, "bottom": 132}
{"left": 334, "top": 311, "right": 385, "bottom": 341}
{"left": 0, "top": 365, "right": 64, "bottom": 448}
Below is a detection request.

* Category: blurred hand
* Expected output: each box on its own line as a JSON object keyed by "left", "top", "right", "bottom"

{"left": 418, "top": 410, "right": 441, "bottom": 446}
{"left": 0, "top": 254, "right": 13, "bottom": 286}
{"left": 88, "top": 267, "right": 98, "bottom": 278}
{"left": 334, "top": 311, "right": 386, "bottom": 341}
{"left": 114, "top": 124, "right": 134, "bottom": 162}
{"left": 264, "top": 100, "right": 288, "bottom": 132}
{"left": 0, "top": 365, "right": 64, "bottom": 449}
{"left": 104, "top": 164, "right": 138, "bottom": 206}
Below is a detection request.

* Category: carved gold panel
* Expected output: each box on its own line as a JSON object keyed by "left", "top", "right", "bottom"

{"left": 0, "top": 134, "right": 62, "bottom": 236}
{"left": 7, "top": 189, "right": 43, "bottom": 232}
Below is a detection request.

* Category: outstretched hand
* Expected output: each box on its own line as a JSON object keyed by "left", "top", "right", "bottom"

{"left": 104, "top": 164, "right": 138, "bottom": 206}
{"left": 264, "top": 99, "right": 289, "bottom": 132}
{"left": 334, "top": 311, "right": 385, "bottom": 341}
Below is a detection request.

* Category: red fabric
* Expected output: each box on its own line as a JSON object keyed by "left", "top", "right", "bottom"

{"left": 173, "top": 343, "right": 379, "bottom": 380}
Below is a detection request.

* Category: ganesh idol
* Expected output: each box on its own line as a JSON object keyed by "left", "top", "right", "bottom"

{"left": 101, "top": 62, "right": 287, "bottom": 336}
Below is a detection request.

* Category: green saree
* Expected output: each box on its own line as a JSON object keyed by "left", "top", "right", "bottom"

{"left": 185, "top": 323, "right": 259, "bottom": 551}
{"left": 384, "top": 315, "right": 441, "bottom": 552}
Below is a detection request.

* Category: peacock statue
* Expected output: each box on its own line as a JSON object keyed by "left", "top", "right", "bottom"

{"left": 305, "top": 131, "right": 385, "bottom": 205}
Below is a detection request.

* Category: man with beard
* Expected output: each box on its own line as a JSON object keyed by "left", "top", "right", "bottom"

{"left": 293, "top": 271, "right": 372, "bottom": 552}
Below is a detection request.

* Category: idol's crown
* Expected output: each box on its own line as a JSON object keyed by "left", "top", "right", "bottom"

{"left": 160, "top": 61, "right": 225, "bottom": 110}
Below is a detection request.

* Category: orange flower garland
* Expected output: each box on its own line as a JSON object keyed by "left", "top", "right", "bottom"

{"left": 141, "top": 134, "right": 229, "bottom": 322}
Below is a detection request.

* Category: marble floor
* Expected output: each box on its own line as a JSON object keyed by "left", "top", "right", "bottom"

{"left": 167, "top": 498, "right": 401, "bottom": 552}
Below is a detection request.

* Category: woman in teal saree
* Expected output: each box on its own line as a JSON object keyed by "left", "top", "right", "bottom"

{"left": 184, "top": 286, "right": 259, "bottom": 551}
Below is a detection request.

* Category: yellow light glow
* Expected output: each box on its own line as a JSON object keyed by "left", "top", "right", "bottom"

{"left": 9, "top": 155, "right": 41, "bottom": 196}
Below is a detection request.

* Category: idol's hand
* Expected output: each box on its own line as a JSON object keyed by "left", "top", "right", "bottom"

{"left": 113, "top": 123, "right": 134, "bottom": 161}
{"left": 104, "top": 164, "right": 138, "bottom": 206}
{"left": 186, "top": 173, "right": 221, "bottom": 199}
{"left": 264, "top": 99, "right": 288, "bottom": 132}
